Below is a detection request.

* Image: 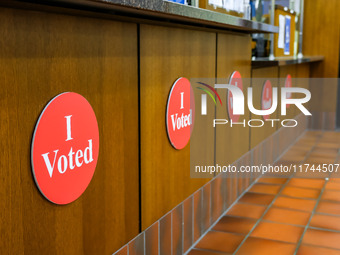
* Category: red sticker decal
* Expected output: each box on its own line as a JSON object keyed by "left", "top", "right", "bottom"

{"left": 285, "top": 74, "right": 292, "bottom": 109}
{"left": 31, "top": 92, "right": 99, "bottom": 205}
{"left": 166, "top": 78, "right": 195, "bottom": 150}
{"left": 228, "top": 71, "right": 243, "bottom": 122}
{"left": 262, "top": 80, "right": 273, "bottom": 121}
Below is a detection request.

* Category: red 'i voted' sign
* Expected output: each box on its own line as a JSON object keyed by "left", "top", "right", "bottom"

{"left": 262, "top": 80, "right": 273, "bottom": 121}
{"left": 166, "top": 77, "right": 195, "bottom": 150}
{"left": 228, "top": 71, "right": 243, "bottom": 122}
{"left": 31, "top": 92, "right": 99, "bottom": 205}
{"left": 285, "top": 74, "right": 292, "bottom": 109}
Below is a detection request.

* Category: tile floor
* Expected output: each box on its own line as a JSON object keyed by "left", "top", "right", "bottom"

{"left": 188, "top": 131, "right": 340, "bottom": 255}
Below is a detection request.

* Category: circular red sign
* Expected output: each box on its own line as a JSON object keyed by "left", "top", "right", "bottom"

{"left": 31, "top": 92, "right": 99, "bottom": 205}
{"left": 227, "top": 71, "right": 243, "bottom": 122}
{"left": 262, "top": 80, "right": 273, "bottom": 121}
{"left": 285, "top": 74, "right": 292, "bottom": 109}
{"left": 166, "top": 78, "right": 195, "bottom": 150}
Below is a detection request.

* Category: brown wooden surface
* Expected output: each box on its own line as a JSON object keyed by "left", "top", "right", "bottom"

{"left": 303, "top": 0, "right": 340, "bottom": 113}
{"left": 216, "top": 32, "right": 252, "bottom": 163}
{"left": 304, "top": 0, "right": 340, "bottom": 78}
{"left": 140, "top": 24, "right": 215, "bottom": 230}
{"left": 279, "top": 65, "right": 298, "bottom": 119}
{"left": 250, "top": 66, "right": 279, "bottom": 148}
{"left": 295, "top": 63, "right": 311, "bottom": 111}
{"left": 215, "top": 33, "right": 252, "bottom": 206}
{"left": 0, "top": 7, "right": 139, "bottom": 254}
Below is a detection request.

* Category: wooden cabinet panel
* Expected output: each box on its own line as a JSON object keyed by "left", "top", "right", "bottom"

{"left": 140, "top": 24, "right": 215, "bottom": 229}
{"left": 303, "top": 0, "right": 340, "bottom": 112}
{"left": 279, "top": 65, "right": 297, "bottom": 119}
{"left": 0, "top": 8, "right": 139, "bottom": 254}
{"left": 250, "top": 67, "right": 279, "bottom": 148}
{"left": 216, "top": 32, "right": 252, "bottom": 163}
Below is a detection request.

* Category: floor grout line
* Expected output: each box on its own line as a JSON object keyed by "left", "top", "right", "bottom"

{"left": 182, "top": 128, "right": 305, "bottom": 255}
{"left": 231, "top": 173, "right": 293, "bottom": 255}
{"left": 191, "top": 247, "right": 229, "bottom": 254}
{"left": 295, "top": 242, "right": 340, "bottom": 252}
{"left": 183, "top": 173, "right": 263, "bottom": 255}
{"left": 293, "top": 133, "right": 336, "bottom": 255}
{"left": 233, "top": 131, "right": 324, "bottom": 255}
{"left": 186, "top": 130, "right": 339, "bottom": 255}
{"left": 293, "top": 182, "right": 327, "bottom": 255}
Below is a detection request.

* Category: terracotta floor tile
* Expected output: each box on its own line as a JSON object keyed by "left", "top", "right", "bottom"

{"left": 281, "top": 186, "right": 320, "bottom": 199}
{"left": 273, "top": 196, "right": 316, "bottom": 212}
{"left": 310, "top": 214, "right": 340, "bottom": 231}
{"left": 311, "top": 148, "right": 339, "bottom": 157}
{"left": 321, "top": 131, "right": 340, "bottom": 138}
{"left": 293, "top": 141, "right": 316, "bottom": 148}
{"left": 287, "top": 178, "right": 325, "bottom": 189}
{"left": 316, "top": 142, "right": 339, "bottom": 149}
{"left": 226, "top": 203, "right": 266, "bottom": 219}
{"left": 298, "top": 137, "right": 319, "bottom": 142}
{"left": 294, "top": 171, "right": 328, "bottom": 179}
{"left": 305, "top": 156, "right": 336, "bottom": 164}
{"left": 235, "top": 237, "right": 296, "bottom": 255}
{"left": 187, "top": 249, "right": 228, "bottom": 255}
{"left": 309, "top": 153, "right": 337, "bottom": 160}
{"left": 257, "top": 178, "right": 287, "bottom": 185}
{"left": 296, "top": 136, "right": 318, "bottom": 143}
{"left": 322, "top": 190, "right": 340, "bottom": 203}
{"left": 297, "top": 245, "right": 340, "bottom": 255}
{"left": 302, "top": 228, "right": 340, "bottom": 250}
{"left": 213, "top": 216, "right": 256, "bottom": 234}
{"left": 286, "top": 146, "right": 310, "bottom": 153}
{"left": 316, "top": 201, "right": 340, "bottom": 216}
{"left": 288, "top": 145, "right": 312, "bottom": 153}
{"left": 330, "top": 172, "right": 340, "bottom": 179}
{"left": 248, "top": 184, "right": 281, "bottom": 195}
{"left": 195, "top": 231, "right": 243, "bottom": 253}
{"left": 238, "top": 193, "right": 275, "bottom": 206}
{"left": 250, "top": 221, "right": 304, "bottom": 243}
{"left": 280, "top": 154, "right": 306, "bottom": 162}
{"left": 326, "top": 181, "right": 340, "bottom": 191}
{"left": 263, "top": 207, "right": 311, "bottom": 226}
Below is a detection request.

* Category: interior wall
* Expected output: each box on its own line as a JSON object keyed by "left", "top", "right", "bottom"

{"left": 303, "top": 0, "right": 340, "bottom": 115}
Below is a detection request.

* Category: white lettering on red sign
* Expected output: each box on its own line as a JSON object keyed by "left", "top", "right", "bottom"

{"left": 166, "top": 78, "right": 195, "bottom": 150}
{"left": 31, "top": 92, "right": 99, "bottom": 205}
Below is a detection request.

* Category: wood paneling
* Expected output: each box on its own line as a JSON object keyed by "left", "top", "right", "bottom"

{"left": 0, "top": 7, "right": 139, "bottom": 254}
{"left": 215, "top": 32, "right": 251, "bottom": 209}
{"left": 279, "top": 65, "right": 297, "bottom": 119}
{"left": 304, "top": 0, "right": 340, "bottom": 78}
{"left": 303, "top": 0, "right": 340, "bottom": 112}
{"left": 250, "top": 66, "right": 279, "bottom": 148}
{"left": 140, "top": 24, "right": 215, "bottom": 230}
{"left": 216, "top": 32, "right": 252, "bottom": 163}
{"left": 296, "top": 63, "right": 311, "bottom": 111}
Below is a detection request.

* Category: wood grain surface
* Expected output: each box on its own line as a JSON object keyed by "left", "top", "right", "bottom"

{"left": 250, "top": 66, "right": 279, "bottom": 148}
{"left": 216, "top": 32, "right": 252, "bottom": 163}
{"left": 0, "top": 7, "right": 139, "bottom": 254}
{"left": 303, "top": 0, "right": 340, "bottom": 113}
{"left": 139, "top": 24, "right": 216, "bottom": 230}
